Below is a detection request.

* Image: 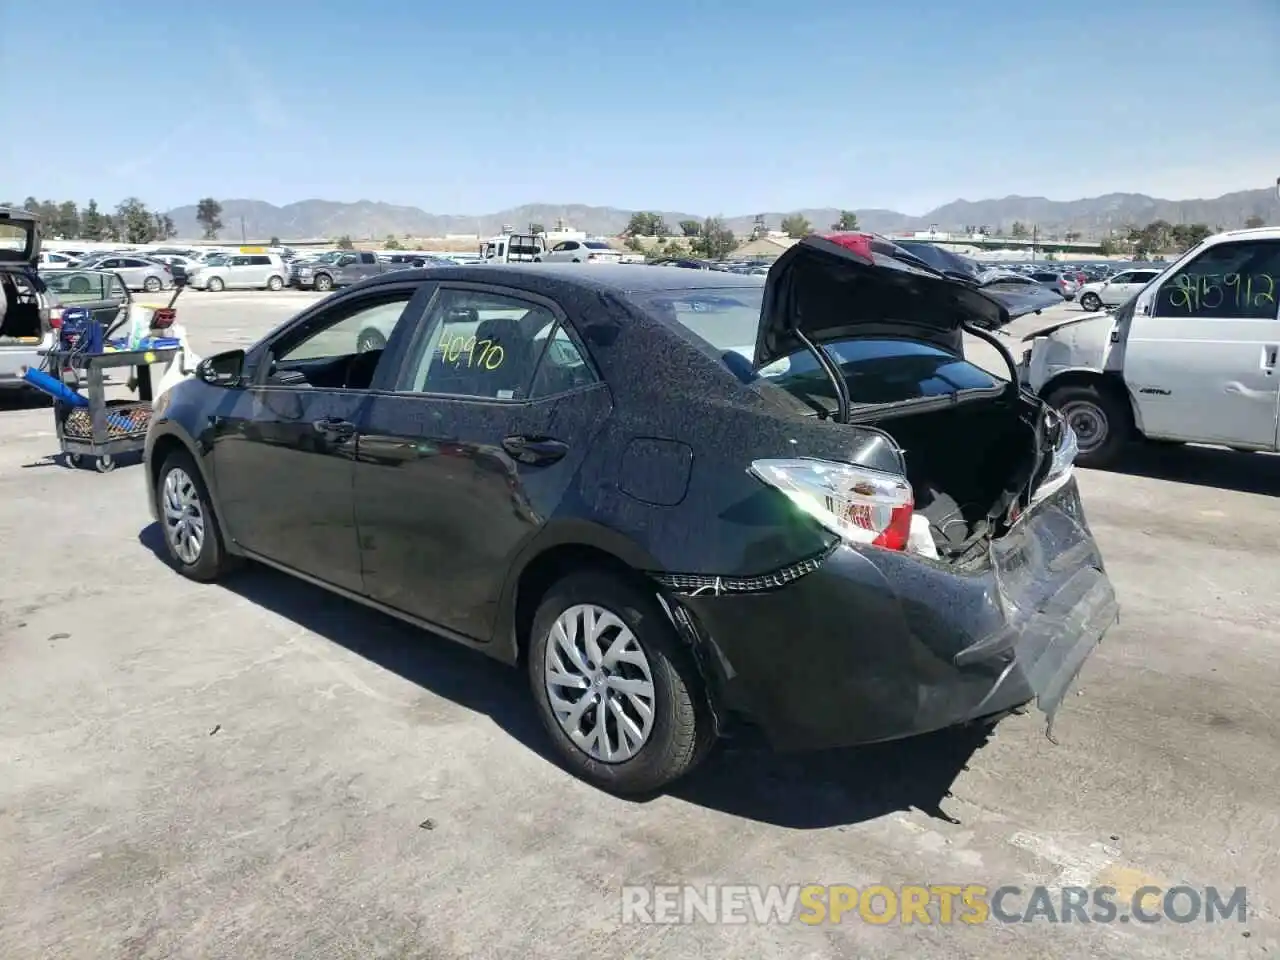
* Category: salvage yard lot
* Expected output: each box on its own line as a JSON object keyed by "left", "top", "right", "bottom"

{"left": 1, "top": 294, "right": 1278, "bottom": 958}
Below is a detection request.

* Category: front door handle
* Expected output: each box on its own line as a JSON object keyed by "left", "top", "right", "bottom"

{"left": 1264, "top": 345, "right": 1278, "bottom": 374}
{"left": 312, "top": 417, "right": 356, "bottom": 438}
{"left": 502, "top": 435, "right": 569, "bottom": 466}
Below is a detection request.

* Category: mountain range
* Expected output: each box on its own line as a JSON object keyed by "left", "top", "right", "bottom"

{"left": 164, "top": 188, "right": 1280, "bottom": 242}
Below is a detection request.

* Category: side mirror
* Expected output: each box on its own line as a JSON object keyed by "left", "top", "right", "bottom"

{"left": 196, "top": 349, "right": 246, "bottom": 388}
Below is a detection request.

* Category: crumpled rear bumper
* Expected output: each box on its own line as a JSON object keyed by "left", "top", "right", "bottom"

{"left": 669, "top": 478, "right": 1117, "bottom": 751}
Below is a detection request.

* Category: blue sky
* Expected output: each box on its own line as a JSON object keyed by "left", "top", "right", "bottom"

{"left": 2, "top": 0, "right": 1276, "bottom": 215}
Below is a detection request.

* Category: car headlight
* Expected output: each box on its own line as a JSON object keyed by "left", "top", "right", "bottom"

{"left": 299, "top": 268, "right": 313, "bottom": 276}
{"left": 1032, "top": 417, "right": 1078, "bottom": 503}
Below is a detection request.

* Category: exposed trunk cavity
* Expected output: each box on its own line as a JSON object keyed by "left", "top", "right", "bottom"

{"left": 868, "top": 394, "right": 1043, "bottom": 562}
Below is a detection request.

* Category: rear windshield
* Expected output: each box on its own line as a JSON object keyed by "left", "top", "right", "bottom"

{"left": 761, "top": 339, "right": 999, "bottom": 406}
{"left": 584, "top": 242, "right": 613, "bottom": 250}
{"left": 0, "top": 219, "right": 36, "bottom": 262}
{"left": 633, "top": 286, "right": 763, "bottom": 354}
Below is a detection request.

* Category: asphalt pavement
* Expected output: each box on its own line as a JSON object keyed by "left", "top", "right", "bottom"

{"left": 0, "top": 293, "right": 1277, "bottom": 958}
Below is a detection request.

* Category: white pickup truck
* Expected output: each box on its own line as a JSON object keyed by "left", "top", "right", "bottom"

{"left": 1016, "top": 226, "right": 1280, "bottom": 467}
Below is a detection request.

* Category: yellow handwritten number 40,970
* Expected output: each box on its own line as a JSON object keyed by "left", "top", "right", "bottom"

{"left": 1168, "top": 272, "right": 1276, "bottom": 312}
{"left": 439, "top": 334, "right": 505, "bottom": 370}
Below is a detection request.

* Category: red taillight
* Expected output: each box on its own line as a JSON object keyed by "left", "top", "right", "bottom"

{"left": 48, "top": 308, "right": 63, "bottom": 330}
{"left": 151, "top": 308, "right": 176, "bottom": 329}
{"left": 820, "top": 232, "right": 876, "bottom": 262}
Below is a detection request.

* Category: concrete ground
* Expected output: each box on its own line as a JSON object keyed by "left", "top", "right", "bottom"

{"left": 0, "top": 293, "right": 1277, "bottom": 958}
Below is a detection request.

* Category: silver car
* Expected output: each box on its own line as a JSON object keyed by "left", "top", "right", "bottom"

{"left": 188, "top": 253, "right": 288, "bottom": 292}
{"left": 91, "top": 255, "right": 173, "bottom": 293}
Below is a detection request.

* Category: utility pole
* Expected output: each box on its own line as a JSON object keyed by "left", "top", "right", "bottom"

{"left": 1031, "top": 223, "right": 1038, "bottom": 261}
{"left": 240, "top": 216, "right": 247, "bottom": 243}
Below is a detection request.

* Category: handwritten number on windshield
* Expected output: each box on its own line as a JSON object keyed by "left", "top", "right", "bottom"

{"left": 439, "top": 334, "right": 504, "bottom": 370}
{"left": 1165, "top": 273, "right": 1277, "bottom": 312}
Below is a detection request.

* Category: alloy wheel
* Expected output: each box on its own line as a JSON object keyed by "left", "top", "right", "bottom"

{"left": 543, "top": 603, "right": 657, "bottom": 763}
{"left": 162, "top": 467, "right": 206, "bottom": 565}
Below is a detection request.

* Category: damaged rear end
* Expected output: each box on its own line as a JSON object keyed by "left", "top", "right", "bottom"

{"left": 672, "top": 233, "right": 1118, "bottom": 750}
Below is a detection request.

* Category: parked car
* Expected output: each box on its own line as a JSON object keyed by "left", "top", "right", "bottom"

{"left": 540, "top": 240, "right": 623, "bottom": 264}
{"left": 145, "top": 236, "right": 1116, "bottom": 795}
{"left": 87, "top": 255, "right": 174, "bottom": 293}
{"left": 289, "top": 251, "right": 386, "bottom": 291}
{"left": 37, "top": 251, "right": 75, "bottom": 269}
{"left": 1019, "top": 226, "right": 1280, "bottom": 465}
{"left": 1028, "top": 270, "right": 1079, "bottom": 301}
{"left": 1075, "top": 268, "right": 1162, "bottom": 312}
{"left": 1, "top": 208, "right": 60, "bottom": 394}
{"left": 187, "top": 253, "right": 287, "bottom": 292}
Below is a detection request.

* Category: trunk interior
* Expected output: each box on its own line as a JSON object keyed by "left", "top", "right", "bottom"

{"left": 0, "top": 269, "right": 45, "bottom": 344}
{"left": 866, "top": 394, "right": 1043, "bottom": 560}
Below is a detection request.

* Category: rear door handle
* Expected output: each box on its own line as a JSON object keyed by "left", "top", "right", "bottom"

{"left": 502, "top": 435, "right": 569, "bottom": 465}
{"left": 1264, "top": 345, "right": 1278, "bottom": 374}
{"left": 312, "top": 417, "right": 356, "bottom": 438}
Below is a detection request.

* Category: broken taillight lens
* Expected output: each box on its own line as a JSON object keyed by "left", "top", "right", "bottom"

{"left": 750, "top": 458, "right": 915, "bottom": 551}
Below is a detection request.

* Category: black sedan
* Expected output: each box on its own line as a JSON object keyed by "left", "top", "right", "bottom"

{"left": 144, "top": 238, "right": 1118, "bottom": 795}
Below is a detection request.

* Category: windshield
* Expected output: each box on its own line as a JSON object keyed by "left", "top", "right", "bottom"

{"left": 633, "top": 286, "right": 764, "bottom": 356}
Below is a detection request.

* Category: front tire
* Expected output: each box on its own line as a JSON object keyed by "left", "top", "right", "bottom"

{"left": 207, "top": 276, "right": 225, "bottom": 292}
{"left": 1046, "top": 383, "right": 1130, "bottom": 468}
{"left": 313, "top": 273, "right": 334, "bottom": 292}
{"left": 528, "top": 571, "right": 714, "bottom": 795}
{"left": 1080, "top": 292, "right": 1102, "bottom": 311}
{"left": 156, "top": 451, "right": 238, "bottom": 581}
{"left": 143, "top": 276, "right": 162, "bottom": 293}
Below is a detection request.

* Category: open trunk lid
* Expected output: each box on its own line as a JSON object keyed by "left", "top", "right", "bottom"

{"left": 0, "top": 208, "right": 40, "bottom": 266}
{"left": 754, "top": 233, "right": 1064, "bottom": 369}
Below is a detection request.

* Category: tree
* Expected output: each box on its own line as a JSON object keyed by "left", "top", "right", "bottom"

{"left": 384, "top": 235, "right": 402, "bottom": 249}
{"left": 115, "top": 197, "right": 156, "bottom": 243}
{"left": 152, "top": 212, "right": 176, "bottom": 240}
{"left": 81, "top": 199, "right": 106, "bottom": 241}
{"left": 780, "top": 214, "right": 812, "bottom": 239}
{"left": 1245, "top": 215, "right": 1265, "bottom": 229}
{"left": 1098, "top": 237, "right": 1121, "bottom": 257}
{"left": 690, "top": 217, "right": 736, "bottom": 261}
{"left": 831, "top": 210, "right": 859, "bottom": 231}
{"left": 624, "top": 212, "right": 669, "bottom": 238}
{"left": 678, "top": 219, "right": 701, "bottom": 238}
{"left": 529, "top": 222, "right": 545, "bottom": 235}
{"left": 1010, "top": 222, "right": 1028, "bottom": 238}
{"left": 1063, "top": 231, "right": 1081, "bottom": 242}
{"left": 336, "top": 235, "right": 354, "bottom": 250}
{"left": 196, "top": 197, "right": 223, "bottom": 240}
{"left": 54, "top": 201, "right": 81, "bottom": 239}
{"left": 268, "top": 235, "right": 282, "bottom": 246}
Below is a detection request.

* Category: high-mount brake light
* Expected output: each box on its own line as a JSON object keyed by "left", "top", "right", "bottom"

{"left": 819, "top": 232, "right": 877, "bottom": 263}
{"left": 750, "top": 458, "right": 916, "bottom": 552}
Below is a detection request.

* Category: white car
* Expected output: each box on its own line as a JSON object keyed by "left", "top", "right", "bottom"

{"left": 188, "top": 253, "right": 287, "bottom": 292}
{"left": 1017, "top": 226, "right": 1280, "bottom": 466}
{"left": 1075, "top": 268, "right": 1162, "bottom": 312}
{"left": 37, "top": 251, "right": 74, "bottom": 269}
{"left": 540, "top": 239, "right": 622, "bottom": 264}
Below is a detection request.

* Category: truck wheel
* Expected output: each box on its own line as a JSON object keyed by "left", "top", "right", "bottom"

{"left": 267, "top": 275, "right": 284, "bottom": 291}
{"left": 1046, "top": 383, "right": 1130, "bottom": 468}
{"left": 528, "top": 571, "right": 715, "bottom": 795}
{"left": 313, "top": 273, "right": 333, "bottom": 292}
{"left": 1080, "top": 292, "right": 1102, "bottom": 311}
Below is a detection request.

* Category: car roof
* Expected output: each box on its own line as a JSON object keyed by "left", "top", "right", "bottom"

{"left": 357, "top": 262, "right": 765, "bottom": 295}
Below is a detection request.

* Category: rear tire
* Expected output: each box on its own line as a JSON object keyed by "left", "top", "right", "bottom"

{"left": 266, "top": 275, "right": 284, "bottom": 291}
{"left": 207, "top": 277, "right": 225, "bottom": 292}
{"left": 528, "top": 571, "right": 715, "bottom": 795}
{"left": 1080, "top": 292, "right": 1102, "bottom": 311}
{"left": 156, "top": 450, "right": 239, "bottom": 582}
{"left": 1045, "top": 383, "right": 1130, "bottom": 468}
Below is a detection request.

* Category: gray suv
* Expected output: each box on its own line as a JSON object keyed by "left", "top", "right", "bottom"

{"left": 289, "top": 251, "right": 387, "bottom": 291}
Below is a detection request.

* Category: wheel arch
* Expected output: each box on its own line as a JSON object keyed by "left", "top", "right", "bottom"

{"left": 1039, "top": 369, "right": 1143, "bottom": 435}
{"left": 147, "top": 427, "right": 238, "bottom": 551}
